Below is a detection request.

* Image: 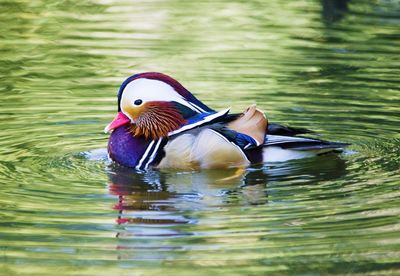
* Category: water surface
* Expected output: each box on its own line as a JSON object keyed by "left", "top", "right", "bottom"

{"left": 0, "top": 0, "right": 399, "bottom": 274}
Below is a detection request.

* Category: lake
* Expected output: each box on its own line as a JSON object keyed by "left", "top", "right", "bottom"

{"left": 0, "top": 0, "right": 399, "bottom": 274}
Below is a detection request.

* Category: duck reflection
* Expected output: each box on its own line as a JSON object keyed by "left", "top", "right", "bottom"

{"left": 107, "top": 166, "right": 269, "bottom": 240}
{"left": 108, "top": 152, "right": 347, "bottom": 228}
{"left": 107, "top": 165, "right": 261, "bottom": 260}
{"left": 106, "top": 153, "right": 347, "bottom": 259}
{"left": 108, "top": 165, "right": 193, "bottom": 228}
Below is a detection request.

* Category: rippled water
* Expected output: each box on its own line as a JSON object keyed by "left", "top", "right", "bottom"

{"left": 1, "top": 0, "right": 399, "bottom": 274}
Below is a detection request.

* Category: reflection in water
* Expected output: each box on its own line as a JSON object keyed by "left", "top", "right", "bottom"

{"left": 1, "top": 0, "right": 400, "bottom": 273}
{"left": 107, "top": 166, "right": 192, "bottom": 260}
{"left": 106, "top": 154, "right": 348, "bottom": 261}
{"left": 108, "top": 166, "right": 193, "bottom": 232}
{"left": 107, "top": 153, "right": 347, "bottom": 241}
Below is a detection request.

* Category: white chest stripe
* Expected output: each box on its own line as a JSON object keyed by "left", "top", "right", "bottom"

{"left": 135, "top": 108, "right": 230, "bottom": 170}
{"left": 136, "top": 140, "right": 155, "bottom": 170}
{"left": 144, "top": 138, "right": 163, "bottom": 170}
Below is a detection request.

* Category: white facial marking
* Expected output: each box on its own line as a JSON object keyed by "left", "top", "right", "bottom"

{"left": 121, "top": 78, "right": 197, "bottom": 113}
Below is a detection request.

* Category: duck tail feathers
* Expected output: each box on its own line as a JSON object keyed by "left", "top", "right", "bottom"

{"left": 263, "top": 134, "right": 350, "bottom": 151}
{"left": 267, "top": 123, "right": 314, "bottom": 136}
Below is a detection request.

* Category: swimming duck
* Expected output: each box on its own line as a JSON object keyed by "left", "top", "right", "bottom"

{"left": 105, "top": 72, "right": 347, "bottom": 170}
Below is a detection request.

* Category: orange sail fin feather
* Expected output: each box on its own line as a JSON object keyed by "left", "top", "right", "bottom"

{"left": 228, "top": 104, "right": 268, "bottom": 145}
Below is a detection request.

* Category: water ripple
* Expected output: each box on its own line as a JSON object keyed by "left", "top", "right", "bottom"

{"left": 0, "top": 0, "right": 399, "bottom": 274}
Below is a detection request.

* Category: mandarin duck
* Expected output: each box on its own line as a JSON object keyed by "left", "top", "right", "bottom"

{"left": 105, "top": 72, "right": 347, "bottom": 170}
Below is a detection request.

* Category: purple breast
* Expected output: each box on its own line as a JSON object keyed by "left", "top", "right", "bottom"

{"left": 108, "top": 125, "right": 151, "bottom": 168}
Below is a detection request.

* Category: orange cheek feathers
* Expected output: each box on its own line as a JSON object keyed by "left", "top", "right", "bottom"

{"left": 126, "top": 101, "right": 187, "bottom": 139}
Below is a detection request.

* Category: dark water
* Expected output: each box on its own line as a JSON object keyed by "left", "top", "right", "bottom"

{"left": 1, "top": 0, "right": 399, "bottom": 274}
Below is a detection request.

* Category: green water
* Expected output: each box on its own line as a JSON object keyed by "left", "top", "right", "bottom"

{"left": 1, "top": 0, "right": 399, "bottom": 274}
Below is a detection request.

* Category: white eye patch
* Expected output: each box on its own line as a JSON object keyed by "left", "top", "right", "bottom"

{"left": 121, "top": 78, "right": 196, "bottom": 110}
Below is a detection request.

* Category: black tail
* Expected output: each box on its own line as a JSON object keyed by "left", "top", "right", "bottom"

{"left": 267, "top": 123, "right": 313, "bottom": 136}
{"left": 266, "top": 123, "right": 349, "bottom": 150}
{"left": 264, "top": 134, "right": 350, "bottom": 151}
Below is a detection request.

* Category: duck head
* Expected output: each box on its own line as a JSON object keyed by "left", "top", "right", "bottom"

{"left": 105, "top": 72, "right": 213, "bottom": 140}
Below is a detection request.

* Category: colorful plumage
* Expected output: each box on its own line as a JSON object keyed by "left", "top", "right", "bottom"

{"left": 105, "top": 72, "right": 348, "bottom": 170}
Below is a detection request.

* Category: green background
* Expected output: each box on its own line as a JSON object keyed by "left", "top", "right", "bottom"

{"left": 0, "top": 0, "right": 399, "bottom": 274}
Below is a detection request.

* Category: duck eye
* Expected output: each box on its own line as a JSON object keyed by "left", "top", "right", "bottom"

{"left": 134, "top": 99, "right": 143, "bottom": 106}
